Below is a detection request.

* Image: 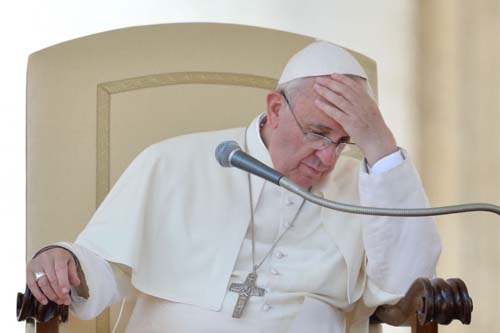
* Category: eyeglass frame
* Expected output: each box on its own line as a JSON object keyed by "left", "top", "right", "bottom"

{"left": 280, "top": 90, "right": 355, "bottom": 155}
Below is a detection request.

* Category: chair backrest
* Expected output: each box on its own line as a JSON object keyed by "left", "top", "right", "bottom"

{"left": 26, "top": 22, "right": 377, "bottom": 333}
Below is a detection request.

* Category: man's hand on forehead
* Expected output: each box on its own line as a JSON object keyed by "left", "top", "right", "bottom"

{"left": 313, "top": 74, "right": 398, "bottom": 166}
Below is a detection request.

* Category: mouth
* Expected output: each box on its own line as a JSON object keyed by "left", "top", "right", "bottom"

{"left": 301, "top": 163, "right": 323, "bottom": 177}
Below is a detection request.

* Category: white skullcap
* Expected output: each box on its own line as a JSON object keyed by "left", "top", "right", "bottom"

{"left": 278, "top": 41, "right": 368, "bottom": 86}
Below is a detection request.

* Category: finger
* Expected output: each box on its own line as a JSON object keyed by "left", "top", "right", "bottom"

{"left": 68, "top": 257, "right": 81, "bottom": 287}
{"left": 26, "top": 270, "right": 48, "bottom": 305}
{"left": 329, "top": 74, "right": 362, "bottom": 92}
{"left": 315, "top": 99, "right": 349, "bottom": 124}
{"left": 314, "top": 83, "right": 352, "bottom": 112}
{"left": 54, "top": 258, "right": 72, "bottom": 304}
{"left": 42, "top": 258, "right": 66, "bottom": 302}
{"left": 36, "top": 275, "right": 61, "bottom": 304}
{"left": 316, "top": 76, "right": 358, "bottom": 103}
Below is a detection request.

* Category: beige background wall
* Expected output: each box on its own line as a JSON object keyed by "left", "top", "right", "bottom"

{"left": 416, "top": 1, "right": 500, "bottom": 332}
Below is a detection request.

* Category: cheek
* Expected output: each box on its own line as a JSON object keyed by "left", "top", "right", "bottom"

{"left": 273, "top": 147, "right": 312, "bottom": 175}
{"left": 268, "top": 133, "right": 308, "bottom": 173}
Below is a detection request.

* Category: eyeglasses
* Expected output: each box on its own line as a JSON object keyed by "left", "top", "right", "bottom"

{"left": 281, "top": 91, "right": 355, "bottom": 155}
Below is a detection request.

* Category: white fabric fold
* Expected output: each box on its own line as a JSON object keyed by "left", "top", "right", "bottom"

{"left": 288, "top": 297, "right": 345, "bottom": 333}
{"left": 359, "top": 150, "right": 442, "bottom": 296}
{"left": 53, "top": 242, "right": 129, "bottom": 320}
{"left": 41, "top": 116, "right": 440, "bottom": 332}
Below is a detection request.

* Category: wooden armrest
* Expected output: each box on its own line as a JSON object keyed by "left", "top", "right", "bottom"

{"left": 370, "top": 277, "right": 473, "bottom": 329}
{"left": 17, "top": 286, "right": 68, "bottom": 324}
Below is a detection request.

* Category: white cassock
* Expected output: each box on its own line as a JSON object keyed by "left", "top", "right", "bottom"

{"left": 52, "top": 114, "right": 441, "bottom": 333}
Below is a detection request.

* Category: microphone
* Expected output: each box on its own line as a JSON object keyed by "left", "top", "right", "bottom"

{"left": 215, "top": 140, "right": 284, "bottom": 185}
{"left": 215, "top": 140, "right": 500, "bottom": 217}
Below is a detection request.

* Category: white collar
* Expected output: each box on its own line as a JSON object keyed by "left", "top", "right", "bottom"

{"left": 245, "top": 113, "right": 275, "bottom": 209}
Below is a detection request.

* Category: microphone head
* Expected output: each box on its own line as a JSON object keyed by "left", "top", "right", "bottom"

{"left": 215, "top": 140, "right": 241, "bottom": 167}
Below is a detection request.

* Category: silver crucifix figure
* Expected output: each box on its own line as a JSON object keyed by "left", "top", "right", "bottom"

{"left": 229, "top": 272, "right": 266, "bottom": 318}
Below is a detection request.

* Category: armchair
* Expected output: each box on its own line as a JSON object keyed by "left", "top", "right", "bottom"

{"left": 19, "top": 22, "right": 472, "bottom": 333}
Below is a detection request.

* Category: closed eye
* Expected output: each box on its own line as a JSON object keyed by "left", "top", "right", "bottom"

{"left": 339, "top": 136, "right": 353, "bottom": 144}
{"left": 312, "top": 130, "right": 326, "bottom": 136}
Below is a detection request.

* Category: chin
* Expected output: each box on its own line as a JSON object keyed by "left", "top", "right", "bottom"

{"left": 285, "top": 165, "right": 326, "bottom": 188}
{"left": 291, "top": 175, "right": 320, "bottom": 189}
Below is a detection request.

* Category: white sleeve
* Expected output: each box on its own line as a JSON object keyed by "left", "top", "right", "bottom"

{"left": 365, "top": 149, "right": 404, "bottom": 174}
{"left": 52, "top": 242, "right": 131, "bottom": 320}
{"left": 358, "top": 149, "right": 442, "bottom": 306}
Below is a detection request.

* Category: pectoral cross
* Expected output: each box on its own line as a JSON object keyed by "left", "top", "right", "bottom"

{"left": 229, "top": 272, "right": 265, "bottom": 318}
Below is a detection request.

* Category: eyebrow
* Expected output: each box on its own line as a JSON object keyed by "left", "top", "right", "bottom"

{"left": 307, "top": 124, "right": 352, "bottom": 142}
{"left": 308, "top": 124, "right": 336, "bottom": 132}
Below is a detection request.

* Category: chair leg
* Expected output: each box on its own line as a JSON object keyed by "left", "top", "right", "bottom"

{"left": 36, "top": 317, "right": 59, "bottom": 333}
{"left": 411, "top": 316, "right": 438, "bottom": 333}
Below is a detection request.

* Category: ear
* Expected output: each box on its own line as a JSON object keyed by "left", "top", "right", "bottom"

{"left": 266, "top": 91, "right": 283, "bottom": 129}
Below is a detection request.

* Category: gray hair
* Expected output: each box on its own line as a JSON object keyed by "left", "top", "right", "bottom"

{"left": 275, "top": 77, "right": 308, "bottom": 99}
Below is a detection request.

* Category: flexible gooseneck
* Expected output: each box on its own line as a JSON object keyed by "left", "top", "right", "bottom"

{"left": 279, "top": 177, "right": 500, "bottom": 217}
{"left": 216, "top": 140, "right": 500, "bottom": 217}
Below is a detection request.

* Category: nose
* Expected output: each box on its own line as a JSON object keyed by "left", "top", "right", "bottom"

{"left": 315, "top": 144, "right": 337, "bottom": 167}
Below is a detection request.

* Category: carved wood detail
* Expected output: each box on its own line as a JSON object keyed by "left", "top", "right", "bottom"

{"left": 371, "top": 277, "right": 473, "bottom": 327}
{"left": 17, "top": 286, "right": 68, "bottom": 332}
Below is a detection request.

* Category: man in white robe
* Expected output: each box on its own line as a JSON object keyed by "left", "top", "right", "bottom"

{"left": 26, "top": 41, "right": 441, "bottom": 332}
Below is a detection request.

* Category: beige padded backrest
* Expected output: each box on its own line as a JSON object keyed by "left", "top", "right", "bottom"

{"left": 26, "top": 22, "right": 377, "bottom": 333}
